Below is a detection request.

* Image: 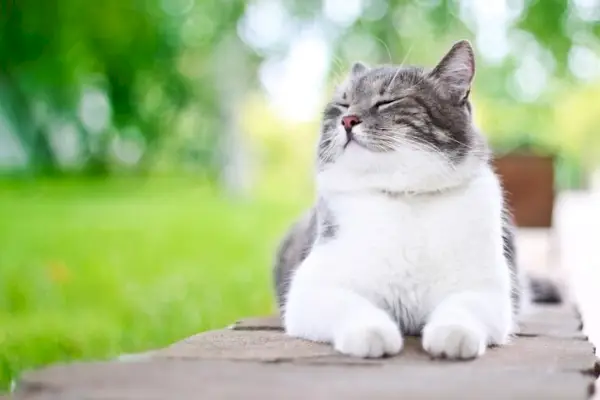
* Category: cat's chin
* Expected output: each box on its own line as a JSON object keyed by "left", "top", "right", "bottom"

{"left": 317, "top": 150, "right": 485, "bottom": 196}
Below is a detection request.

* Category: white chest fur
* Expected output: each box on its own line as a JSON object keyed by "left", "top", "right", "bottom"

{"left": 284, "top": 165, "right": 515, "bottom": 357}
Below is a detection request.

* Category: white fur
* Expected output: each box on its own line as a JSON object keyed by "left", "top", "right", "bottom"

{"left": 283, "top": 125, "right": 515, "bottom": 359}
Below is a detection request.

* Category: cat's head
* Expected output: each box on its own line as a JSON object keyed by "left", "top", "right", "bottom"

{"left": 316, "top": 40, "right": 489, "bottom": 195}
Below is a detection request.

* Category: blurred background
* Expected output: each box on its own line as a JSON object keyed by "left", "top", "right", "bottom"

{"left": 1, "top": 0, "right": 600, "bottom": 392}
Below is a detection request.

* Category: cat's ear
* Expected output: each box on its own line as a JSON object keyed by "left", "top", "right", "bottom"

{"left": 350, "top": 62, "right": 368, "bottom": 76}
{"left": 429, "top": 40, "right": 475, "bottom": 102}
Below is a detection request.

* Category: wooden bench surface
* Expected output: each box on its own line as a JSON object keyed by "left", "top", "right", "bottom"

{"left": 12, "top": 304, "right": 599, "bottom": 399}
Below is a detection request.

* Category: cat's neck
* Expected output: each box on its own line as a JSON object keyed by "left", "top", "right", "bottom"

{"left": 317, "top": 154, "right": 489, "bottom": 199}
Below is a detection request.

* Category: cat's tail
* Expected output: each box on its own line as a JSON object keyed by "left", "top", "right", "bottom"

{"left": 528, "top": 275, "right": 562, "bottom": 304}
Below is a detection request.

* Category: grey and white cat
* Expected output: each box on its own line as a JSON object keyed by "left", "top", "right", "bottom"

{"left": 273, "top": 40, "right": 561, "bottom": 360}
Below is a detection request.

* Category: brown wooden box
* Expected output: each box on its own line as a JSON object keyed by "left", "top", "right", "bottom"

{"left": 493, "top": 154, "right": 555, "bottom": 228}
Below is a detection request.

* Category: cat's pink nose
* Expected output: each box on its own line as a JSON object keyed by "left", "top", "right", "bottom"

{"left": 341, "top": 115, "right": 361, "bottom": 132}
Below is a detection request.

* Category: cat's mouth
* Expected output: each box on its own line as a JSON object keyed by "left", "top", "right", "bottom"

{"left": 343, "top": 137, "right": 372, "bottom": 152}
{"left": 343, "top": 130, "right": 353, "bottom": 149}
{"left": 343, "top": 133, "right": 366, "bottom": 150}
{"left": 343, "top": 137, "right": 352, "bottom": 149}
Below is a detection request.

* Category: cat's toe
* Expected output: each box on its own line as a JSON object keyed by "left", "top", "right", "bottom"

{"left": 334, "top": 319, "right": 403, "bottom": 358}
{"left": 422, "top": 323, "right": 486, "bottom": 360}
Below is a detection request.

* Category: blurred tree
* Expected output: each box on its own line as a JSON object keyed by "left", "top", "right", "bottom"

{"left": 0, "top": 0, "right": 250, "bottom": 176}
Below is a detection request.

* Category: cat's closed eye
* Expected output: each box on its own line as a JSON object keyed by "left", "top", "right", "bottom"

{"left": 374, "top": 99, "right": 400, "bottom": 109}
{"left": 334, "top": 102, "right": 349, "bottom": 109}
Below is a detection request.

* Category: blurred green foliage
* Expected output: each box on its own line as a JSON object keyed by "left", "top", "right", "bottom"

{"left": 0, "top": 0, "right": 252, "bottom": 175}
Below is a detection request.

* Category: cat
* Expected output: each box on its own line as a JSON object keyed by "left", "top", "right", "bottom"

{"left": 272, "top": 40, "right": 561, "bottom": 360}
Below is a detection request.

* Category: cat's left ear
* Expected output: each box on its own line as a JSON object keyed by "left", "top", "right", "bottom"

{"left": 429, "top": 40, "right": 475, "bottom": 102}
{"left": 350, "top": 62, "right": 369, "bottom": 76}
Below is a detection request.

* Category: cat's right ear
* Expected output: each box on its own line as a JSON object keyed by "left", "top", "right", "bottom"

{"left": 350, "top": 62, "right": 369, "bottom": 76}
{"left": 429, "top": 40, "right": 475, "bottom": 102}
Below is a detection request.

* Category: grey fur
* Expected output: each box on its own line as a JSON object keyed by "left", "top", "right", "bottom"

{"left": 273, "top": 198, "right": 339, "bottom": 310}
{"left": 273, "top": 40, "right": 560, "bottom": 312}
{"left": 502, "top": 204, "right": 562, "bottom": 309}
{"left": 501, "top": 207, "right": 521, "bottom": 314}
{"left": 351, "top": 62, "right": 368, "bottom": 75}
{"left": 317, "top": 198, "right": 338, "bottom": 240}
{"left": 318, "top": 106, "right": 343, "bottom": 165}
{"left": 273, "top": 210, "right": 316, "bottom": 310}
{"left": 528, "top": 276, "right": 562, "bottom": 304}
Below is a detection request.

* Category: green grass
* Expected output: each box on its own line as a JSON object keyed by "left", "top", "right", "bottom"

{"left": 0, "top": 178, "right": 307, "bottom": 391}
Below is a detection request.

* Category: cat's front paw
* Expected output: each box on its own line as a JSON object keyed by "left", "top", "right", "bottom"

{"left": 334, "top": 318, "right": 403, "bottom": 358}
{"left": 422, "top": 322, "right": 486, "bottom": 360}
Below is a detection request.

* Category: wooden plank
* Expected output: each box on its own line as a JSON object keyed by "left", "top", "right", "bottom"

{"left": 13, "top": 305, "right": 597, "bottom": 400}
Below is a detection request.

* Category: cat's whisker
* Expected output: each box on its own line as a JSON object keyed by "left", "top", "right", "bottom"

{"left": 398, "top": 44, "right": 415, "bottom": 68}
{"left": 371, "top": 36, "right": 393, "bottom": 65}
{"left": 383, "top": 67, "right": 402, "bottom": 95}
{"left": 330, "top": 56, "right": 347, "bottom": 83}
{"left": 382, "top": 45, "right": 415, "bottom": 94}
